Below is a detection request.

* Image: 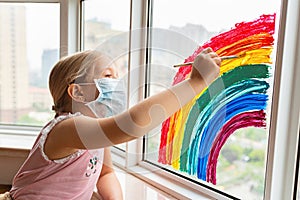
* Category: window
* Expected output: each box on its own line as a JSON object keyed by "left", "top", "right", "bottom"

{"left": 82, "top": 0, "right": 131, "bottom": 151}
{"left": 0, "top": 1, "right": 300, "bottom": 199}
{"left": 144, "top": 0, "right": 281, "bottom": 199}
{"left": 0, "top": 2, "right": 59, "bottom": 126}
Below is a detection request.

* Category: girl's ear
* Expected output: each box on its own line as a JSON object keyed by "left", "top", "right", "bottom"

{"left": 67, "top": 84, "right": 86, "bottom": 103}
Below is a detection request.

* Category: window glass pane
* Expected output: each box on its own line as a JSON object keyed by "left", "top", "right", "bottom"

{"left": 82, "top": 0, "right": 130, "bottom": 151}
{"left": 0, "top": 3, "right": 59, "bottom": 126}
{"left": 145, "top": 0, "right": 281, "bottom": 199}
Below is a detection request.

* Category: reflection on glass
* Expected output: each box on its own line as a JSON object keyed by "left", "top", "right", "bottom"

{"left": 0, "top": 3, "right": 59, "bottom": 126}
{"left": 82, "top": 0, "right": 130, "bottom": 151}
{"left": 146, "top": 0, "right": 281, "bottom": 199}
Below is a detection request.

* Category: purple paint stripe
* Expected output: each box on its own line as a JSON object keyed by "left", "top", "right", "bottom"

{"left": 206, "top": 110, "right": 266, "bottom": 184}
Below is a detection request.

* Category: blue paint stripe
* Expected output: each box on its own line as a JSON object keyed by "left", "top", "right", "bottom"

{"left": 186, "top": 79, "right": 269, "bottom": 176}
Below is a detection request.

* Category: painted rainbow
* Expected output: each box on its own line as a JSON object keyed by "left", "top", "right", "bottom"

{"left": 158, "top": 14, "right": 276, "bottom": 185}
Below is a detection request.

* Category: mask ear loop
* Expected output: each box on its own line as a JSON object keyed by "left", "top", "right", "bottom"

{"left": 68, "top": 82, "right": 101, "bottom": 106}
{"left": 84, "top": 80, "right": 105, "bottom": 118}
{"left": 67, "top": 83, "right": 84, "bottom": 103}
{"left": 83, "top": 79, "right": 102, "bottom": 107}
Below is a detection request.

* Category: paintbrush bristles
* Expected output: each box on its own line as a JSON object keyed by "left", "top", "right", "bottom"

{"left": 173, "top": 55, "right": 240, "bottom": 68}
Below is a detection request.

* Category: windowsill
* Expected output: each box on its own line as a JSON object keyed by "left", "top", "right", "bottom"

{"left": 0, "top": 133, "right": 35, "bottom": 149}
{"left": 123, "top": 165, "right": 215, "bottom": 200}
{"left": 111, "top": 152, "right": 227, "bottom": 200}
{"left": 113, "top": 165, "right": 178, "bottom": 200}
{"left": 0, "top": 125, "right": 39, "bottom": 149}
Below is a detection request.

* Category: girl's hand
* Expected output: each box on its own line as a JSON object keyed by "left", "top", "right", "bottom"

{"left": 190, "top": 47, "right": 221, "bottom": 86}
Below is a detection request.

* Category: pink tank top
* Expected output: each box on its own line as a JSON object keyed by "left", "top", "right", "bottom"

{"left": 10, "top": 113, "right": 104, "bottom": 200}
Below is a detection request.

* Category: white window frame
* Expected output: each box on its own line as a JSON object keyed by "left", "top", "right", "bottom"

{"left": 267, "top": 0, "right": 300, "bottom": 199}
{"left": 0, "top": 0, "right": 299, "bottom": 199}
{"left": 59, "top": 0, "right": 81, "bottom": 56}
{"left": 121, "top": 0, "right": 300, "bottom": 199}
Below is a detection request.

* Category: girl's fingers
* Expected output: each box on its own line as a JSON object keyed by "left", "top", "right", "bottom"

{"left": 213, "top": 57, "right": 222, "bottom": 66}
{"left": 202, "top": 47, "right": 213, "bottom": 54}
{"left": 197, "top": 47, "right": 221, "bottom": 67}
{"left": 208, "top": 52, "right": 218, "bottom": 58}
{"left": 207, "top": 51, "right": 221, "bottom": 66}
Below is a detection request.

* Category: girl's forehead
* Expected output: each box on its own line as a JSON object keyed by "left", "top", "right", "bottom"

{"left": 93, "top": 62, "right": 116, "bottom": 73}
{"left": 86, "top": 61, "right": 117, "bottom": 79}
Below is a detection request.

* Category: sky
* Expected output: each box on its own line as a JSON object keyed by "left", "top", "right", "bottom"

{"left": 26, "top": 3, "right": 59, "bottom": 70}
{"left": 82, "top": 0, "right": 281, "bottom": 31}
{"left": 23, "top": 0, "right": 281, "bottom": 70}
{"left": 152, "top": 0, "right": 281, "bottom": 31}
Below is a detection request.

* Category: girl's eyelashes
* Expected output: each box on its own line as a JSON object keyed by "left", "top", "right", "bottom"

{"left": 104, "top": 73, "right": 113, "bottom": 78}
{"left": 102, "top": 68, "right": 117, "bottom": 78}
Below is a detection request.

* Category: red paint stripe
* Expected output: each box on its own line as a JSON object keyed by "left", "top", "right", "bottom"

{"left": 206, "top": 110, "right": 266, "bottom": 184}
{"left": 172, "top": 14, "right": 275, "bottom": 85}
{"left": 158, "top": 118, "right": 170, "bottom": 164}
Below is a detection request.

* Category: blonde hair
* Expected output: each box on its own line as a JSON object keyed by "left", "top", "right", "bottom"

{"left": 49, "top": 50, "right": 109, "bottom": 117}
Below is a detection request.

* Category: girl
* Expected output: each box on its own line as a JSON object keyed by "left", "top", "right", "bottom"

{"left": 3, "top": 47, "right": 220, "bottom": 199}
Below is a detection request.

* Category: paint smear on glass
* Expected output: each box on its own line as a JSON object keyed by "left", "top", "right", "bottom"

{"left": 158, "top": 14, "right": 275, "bottom": 184}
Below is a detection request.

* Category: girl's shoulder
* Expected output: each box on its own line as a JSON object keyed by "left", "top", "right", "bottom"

{"left": 41, "top": 112, "right": 82, "bottom": 142}
{"left": 39, "top": 112, "right": 84, "bottom": 164}
{"left": 44, "top": 112, "right": 82, "bottom": 132}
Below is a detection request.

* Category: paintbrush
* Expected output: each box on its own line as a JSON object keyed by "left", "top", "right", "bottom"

{"left": 173, "top": 55, "right": 240, "bottom": 68}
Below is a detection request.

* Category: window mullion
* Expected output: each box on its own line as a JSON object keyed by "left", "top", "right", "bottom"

{"left": 59, "top": 0, "right": 80, "bottom": 57}
{"left": 267, "top": 0, "right": 300, "bottom": 199}
{"left": 125, "top": 0, "right": 150, "bottom": 168}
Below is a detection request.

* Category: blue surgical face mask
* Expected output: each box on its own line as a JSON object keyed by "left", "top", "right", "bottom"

{"left": 86, "top": 78, "right": 127, "bottom": 118}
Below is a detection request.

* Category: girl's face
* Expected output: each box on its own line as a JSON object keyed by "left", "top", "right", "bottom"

{"left": 80, "top": 59, "right": 119, "bottom": 103}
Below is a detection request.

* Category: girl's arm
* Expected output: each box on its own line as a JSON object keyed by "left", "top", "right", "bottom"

{"left": 96, "top": 148, "right": 123, "bottom": 200}
{"left": 46, "top": 47, "right": 221, "bottom": 152}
